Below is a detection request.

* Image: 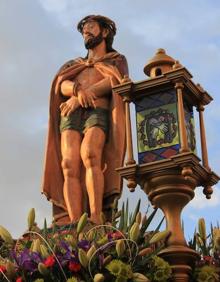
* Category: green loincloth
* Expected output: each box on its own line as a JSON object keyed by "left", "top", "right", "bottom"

{"left": 60, "top": 107, "right": 109, "bottom": 136}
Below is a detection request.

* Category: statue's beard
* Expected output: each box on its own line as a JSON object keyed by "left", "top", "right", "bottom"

{"left": 84, "top": 32, "right": 104, "bottom": 50}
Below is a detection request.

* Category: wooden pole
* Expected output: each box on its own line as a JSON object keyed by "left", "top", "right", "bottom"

{"left": 197, "top": 104, "right": 210, "bottom": 170}
{"left": 175, "top": 82, "right": 189, "bottom": 153}
{"left": 124, "top": 98, "right": 136, "bottom": 166}
{"left": 197, "top": 104, "right": 213, "bottom": 199}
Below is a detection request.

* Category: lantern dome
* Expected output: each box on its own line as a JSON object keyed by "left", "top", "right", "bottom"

{"left": 144, "top": 48, "right": 175, "bottom": 78}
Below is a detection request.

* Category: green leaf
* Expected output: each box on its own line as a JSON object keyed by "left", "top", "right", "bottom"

{"left": 129, "top": 222, "right": 140, "bottom": 242}
{"left": 123, "top": 199, "right": 129, "bottom": 232}
{"left": 52, "top": 223, "right": 57, "bottom": 235}
{"left": 78, "top": 248, "right": 89, "bottom": 268}
{"left": 118, "top": 203, "right": 125, "bottom": 231}
{"left": 133, "top": 272, "right": 150, "bottom": 282}
{"left": 154, "top": 216, "right": 165, "bottom": 233}
{"left": 140, "top": 208, "right": 158, "bottom": 235}
{"left": 192, "top": 229, "right": 197, "bottom": 250}
{"left": 198, "top": 218, "right": 206, "bottom": 241}
{"left": 94, "top": 273, "right": 105, "bottom": 282}
{"left": 77, "top": 213, "right": 88, "bottom": 234}
{"left": 149, "top": 230, "right": 170, "bottom": 245}
{"left": 129, "top": 199, "right": 141, "bottom": 230}
{"left": 0, "top": 225, "right": 13, "bottom": 244}
{"left": 43, "top": 218, "right": 48, "bottom": 238}
{"left": 27, "top": 208, "right": 35, "bottom": 230}
{"left": 116, "top": 239, "right": 126, "bottom": 257}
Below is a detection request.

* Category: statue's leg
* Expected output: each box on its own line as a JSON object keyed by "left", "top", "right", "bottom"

{"left": 61, "top": 129, "right": 83, "bottom": 222}
{"left": 52, "top": 204, "right": 70, "bottom": 225}
{"left": 80, "top": 127, "right": 106, "bottom": 224}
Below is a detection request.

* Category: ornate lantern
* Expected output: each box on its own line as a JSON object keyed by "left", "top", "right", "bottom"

{"left": 114, "top": 49, "right": 219, "bottom": 281}
{"left": 137, "top": 49, "right": 196, "bottom": 164}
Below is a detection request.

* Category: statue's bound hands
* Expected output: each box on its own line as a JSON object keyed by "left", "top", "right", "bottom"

{"left": 60, "top": 96, "right": 80, "bottom": 116}
{"left": 78, "top": 89, "right": 96, "bottom": 108}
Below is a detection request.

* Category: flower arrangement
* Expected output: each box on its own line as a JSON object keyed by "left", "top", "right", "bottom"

{"left": 0, "top": 200, "right": 172, "bottom": 282}
{"left": 189, "top": 218, "right": 220, "bottom": 282}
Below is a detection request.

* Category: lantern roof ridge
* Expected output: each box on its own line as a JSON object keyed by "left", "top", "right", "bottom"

{"left": 144, "top": 48, "right": 176, "bottom": 76}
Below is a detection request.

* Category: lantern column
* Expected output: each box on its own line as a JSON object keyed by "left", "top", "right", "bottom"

{"left": 114, "top": 49, "right": 219, "bottom": 282}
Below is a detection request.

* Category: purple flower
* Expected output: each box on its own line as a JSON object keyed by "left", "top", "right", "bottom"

{"left": 99, "top": 253, "right": 104, "bottom": 269}
{"left": 10, "top": 250, "right": 19, "bottom": 264}
{"left": 31, "top": 252, "right": 42, "bottom": 264}
{"left": 22, "top": 260, "right": 37, "bottom": 272}
{"left": 60, "top": 240, "right": 71, "bottom": 252}
{"left": 12, "top": 249, "right": 41, "bottom": 273}
{"left": 99, "top": 241, "right": 115, "bottom": 252}
{"left": 78, "top": 240, "right": 90, "bottom": 251}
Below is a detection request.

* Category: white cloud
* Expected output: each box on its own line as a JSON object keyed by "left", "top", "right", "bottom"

{"left": 37, "top": 0, "right": 92, "bottom": 28}
{"left": 189, "top": 186, "right": 220, "bottom": 209}
{"left": 38, "top": 0, "right": 68, "bottom": 13}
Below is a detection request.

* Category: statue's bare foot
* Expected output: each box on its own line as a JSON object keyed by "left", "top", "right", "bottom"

{"left": 53, "top": 215, "right": 71, "bottom": 227}
{"left": 89, "top": 215, "right": 102, "bottom": 225}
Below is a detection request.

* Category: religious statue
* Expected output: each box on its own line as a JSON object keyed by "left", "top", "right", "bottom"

{"left": 42, "top": 15, "right": 128, "bottom": 225}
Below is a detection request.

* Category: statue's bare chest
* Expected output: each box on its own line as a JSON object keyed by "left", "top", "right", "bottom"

{"left": 75, "top": 67, "right": 104, "bottom": 88}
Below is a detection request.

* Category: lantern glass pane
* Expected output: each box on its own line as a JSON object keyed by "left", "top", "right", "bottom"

{"left": 135, "top": 89, "right": 181, "bottom": 164}
{"left": 184, "top": 103, "right": 197, "bottom": 154}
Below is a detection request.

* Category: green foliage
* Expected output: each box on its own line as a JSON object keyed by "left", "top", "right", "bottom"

{"left": 0, "top": 203, "right": 173, "bottom": 282}
{"left": 106, "top": 259, "right": 132, "bottom": 280}
{"left": 0, "top": 225, "right": 13, "bottom": 245}
{"left": 196, "top": 266, "right": 219, "bottom": 282}
{"left": 77, "top": 213, "right": 88, "bottom": 234}
{"left": 27, "top": 208, "right": 35, "bottom": 231}
{"left": 66, "top": 277, "right": 78, "bottom": 282}
{"left": 189, "top": 218, "right": 220, "bottom": 282}
{"left": 151, "top": 256, "right": 172, "bottom": 281}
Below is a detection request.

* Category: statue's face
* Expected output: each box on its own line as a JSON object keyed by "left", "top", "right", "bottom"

{"left": 82, "top": 20, "right": 104, "bottom": 50}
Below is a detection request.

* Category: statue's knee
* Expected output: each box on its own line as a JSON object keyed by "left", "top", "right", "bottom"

{"left": 81, "top": 150, "right": 98, "bottom": 168}
{"left": 61, "top": 159, "right": 78, "bottom": 178}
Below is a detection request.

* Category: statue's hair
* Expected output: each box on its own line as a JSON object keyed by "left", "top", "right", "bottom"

{"left": 77, "top": 15, "right": 116, "bottom": 52}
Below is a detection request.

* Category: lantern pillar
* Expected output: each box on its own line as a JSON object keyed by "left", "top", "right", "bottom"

{"left": 144, "top": 168, "right": 198, "bottom": 281}
{"left": 175, "top": 82, "right": 189, "bottom": 153}
{"left": 114, "top": 49, "right": 220, "bottom": 282}
{"left": 197, "top": 102, "right": 213, "bottom": 199}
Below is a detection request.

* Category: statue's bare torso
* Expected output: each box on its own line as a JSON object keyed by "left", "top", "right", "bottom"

{"left": 74, "top": 67, "right": 110, "bottom": 109}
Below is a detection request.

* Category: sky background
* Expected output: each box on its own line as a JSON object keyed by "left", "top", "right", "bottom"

{"left": 0, "top": 0, "right": 219, "bottom": 241}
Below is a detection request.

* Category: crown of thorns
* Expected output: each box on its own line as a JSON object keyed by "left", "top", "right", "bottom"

{"left": 77, "top": 15, "right": 116, "bottom": 35}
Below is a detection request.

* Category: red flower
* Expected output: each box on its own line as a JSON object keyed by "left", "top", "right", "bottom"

{"left": 0, "top": 265, "right": 6, "bottom": 273}
{"left": 69, "top": 261, "right": 81, "bottom": 272}
{"left": 203, "top": 256, "right": 213, "bottom": 263}
{"left": 16, "top": 278, "right": 23, "bottom": 282}
{"left": 113, "top": 231, "right": 124, "bottom": 239}
{"left": 108, "top": 231, "right": 123, "bottom": 240}
{"left": 44, "top": 255, "right": 55, "bottom": 268}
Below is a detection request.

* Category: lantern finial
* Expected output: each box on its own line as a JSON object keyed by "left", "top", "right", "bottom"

{"left": 144, "top": 48, "right": 175, "bottom": 78}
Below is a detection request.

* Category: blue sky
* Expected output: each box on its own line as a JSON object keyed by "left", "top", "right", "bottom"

{"left": 0, "top": 0, "right": 219, "bottom": 240}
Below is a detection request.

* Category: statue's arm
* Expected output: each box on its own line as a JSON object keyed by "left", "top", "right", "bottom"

{"left": 60, "top": 80, "right": 76, "bottom": 97}
{"left": 59, "top": 80, "right": 80, "bottom": 116}
{"left": 86, "top": 55, "right": 128, "bottom": 98}
{"left": 60, "top": 77, "right": 111, "bottom": 101}
{"left": 86, "top": 77, "right": 111, "bottom": 98}
{"left": 84, "top": 54, "right": 129, "bottom": 98}
{"left": 87, "top": 54, "right": 129, "bottom": 96}
{"left": 57, "top": 59, "right": 79, "bottom": 97}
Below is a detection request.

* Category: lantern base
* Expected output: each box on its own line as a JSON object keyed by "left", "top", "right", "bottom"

{"left": 159, "top": 245, "right": 199, "bottom": 282}
{"left": 116, "top": 152, "right": 219, "bottom": 282}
